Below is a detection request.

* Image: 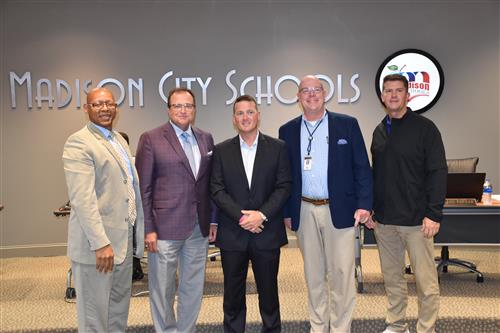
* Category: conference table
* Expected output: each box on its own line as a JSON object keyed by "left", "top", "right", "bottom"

{"left": 355, "top": 204, "right": 500, "bottom": 292}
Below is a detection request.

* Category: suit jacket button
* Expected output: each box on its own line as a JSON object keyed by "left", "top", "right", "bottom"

{"left": 123, "top": 179, "right": 127, "bottom": 184}
{"left": 125, "top": 217, "right": 129, "bottom": 222}
{"left": 126, "top": 198, "right": 129, "bottom": 203}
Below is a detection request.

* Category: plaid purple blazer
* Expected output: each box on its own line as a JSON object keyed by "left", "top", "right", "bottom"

{"left": 135, "top": 122, "right": 215, "bottom": 240}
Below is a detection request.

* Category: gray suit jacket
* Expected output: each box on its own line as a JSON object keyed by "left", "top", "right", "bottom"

{"left": 63, "top": 123, "right": 144, "bottom": 265}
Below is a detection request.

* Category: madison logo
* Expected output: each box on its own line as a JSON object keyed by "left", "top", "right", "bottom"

{"left": 385, "top": 65, "right": 430, "bottom": 101}
{"left": 375, "top": 49, "right": 444, "bottom": 114}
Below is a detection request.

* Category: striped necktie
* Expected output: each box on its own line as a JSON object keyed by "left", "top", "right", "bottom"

{"left": 109, "top": 133, "right": 137, "bottom": 225}
{"left": 181, "top": 132, "right": 197, "bottom": 177}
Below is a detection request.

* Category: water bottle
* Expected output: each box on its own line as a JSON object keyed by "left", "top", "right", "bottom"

{"left": 482, "top": 179, "right": 493, "bottom": 205}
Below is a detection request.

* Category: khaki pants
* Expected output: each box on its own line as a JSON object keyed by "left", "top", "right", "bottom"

{"left": 297, "top": 201, "right": 356, "bottom": 333}
{"left": 374, "top": 223, "right": 439, "bottom": 333}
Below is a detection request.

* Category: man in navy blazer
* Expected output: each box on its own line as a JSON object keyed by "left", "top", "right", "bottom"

{"left": 136, "top": 88, "right": 217, "bottom": 333}
{"left": 278, "top": 75, "right": 373, "bottom": 333}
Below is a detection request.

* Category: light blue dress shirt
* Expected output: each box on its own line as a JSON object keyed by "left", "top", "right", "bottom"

{"left": 170, "top": 121, "right": 201, "bottom": 175}
{"left": 301, "top": 112, "right": 329, "bottom": 199}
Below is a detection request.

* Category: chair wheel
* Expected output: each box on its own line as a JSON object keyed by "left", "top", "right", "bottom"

{"left": 210, "top": 256, "right": 216, "bottom": 262}
{"left": 357, "top": 282, "right": 364, "bottom": 293}
{"left": 405, "top": 265, "right": 412, "bottom": 274}
{"left": 66, "top": 287, "right": 76, "bottom": 299}
{"left": 477, "top": 275, "right": 484, "bottom": 283}
{"left": 442, "top": 265, "right": 448, "bottom": 273}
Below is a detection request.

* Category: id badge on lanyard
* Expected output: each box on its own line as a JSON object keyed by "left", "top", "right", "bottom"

{"left": 303, "top": 115, "right": 324, "bottom": 172}
{"left": 303, "top": 156, "right": 312, "bottom": 171}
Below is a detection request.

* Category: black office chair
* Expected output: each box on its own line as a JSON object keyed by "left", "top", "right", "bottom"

{"left": 437, "top": 157, "right": 484, "bottom": 282}
{"left": 53, "top": 202, "right": 77, "bottom": 299}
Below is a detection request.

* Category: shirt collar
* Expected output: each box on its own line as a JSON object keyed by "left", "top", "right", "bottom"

{"left": 92, "top": 123, "right": 113, "bottom": 139}
{"left": 385, "top": 107, "right": 411, "bottom": 123}
{"left": 170, "top": 120, "right": 193, "bottom": 139}
{"left": 239, "top": 131, "right": 259, "bottom": 149}
{"left": 302, "top": 110, "right": 327, "bottom": 127}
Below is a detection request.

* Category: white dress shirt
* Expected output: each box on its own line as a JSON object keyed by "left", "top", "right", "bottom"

{"left": 239, "top": 132, "right": 259, "bottom": 188}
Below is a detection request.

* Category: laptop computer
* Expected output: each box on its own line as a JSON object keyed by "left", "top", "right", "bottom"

{"left": 446, "top": 172, "right": 486, "bottom": 202}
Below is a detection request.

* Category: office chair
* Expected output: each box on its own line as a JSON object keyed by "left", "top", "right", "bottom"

{"left": 53, "top": 202, "right": 76, "bottom": 299}
{"left": 404, "top": 157, "right": 484, "bottom": 282}
{"left": 437, "top": 157, "right": 484, "bottom": 282}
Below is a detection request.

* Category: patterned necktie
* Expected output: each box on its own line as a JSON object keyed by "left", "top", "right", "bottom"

{"left": 109, "top": 133, "right": 137, "bottom": 225}
{"left": 181, "top": 132, "right": 197, "bottom": 177}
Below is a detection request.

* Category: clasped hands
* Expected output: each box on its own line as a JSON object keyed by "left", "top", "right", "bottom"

{"left": 239, "top": 210, "right": 265, "bottom": 233}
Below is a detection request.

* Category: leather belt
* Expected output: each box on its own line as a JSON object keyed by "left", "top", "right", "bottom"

{"left": 301, "top": 196, "right": 329, "bottom": 206}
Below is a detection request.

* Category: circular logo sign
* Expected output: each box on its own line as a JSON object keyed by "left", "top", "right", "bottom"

{"left": 375, "top": 49, "right": 444, "bottom": 114}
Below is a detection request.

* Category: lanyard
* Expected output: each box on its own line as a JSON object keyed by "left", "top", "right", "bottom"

{"left": 303, "top": 116, "right": 324, "bottom": 156}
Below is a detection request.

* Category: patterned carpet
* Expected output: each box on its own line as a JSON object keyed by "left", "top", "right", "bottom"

{"left": 1, "top": 247, "right": 499, "bottom": 332}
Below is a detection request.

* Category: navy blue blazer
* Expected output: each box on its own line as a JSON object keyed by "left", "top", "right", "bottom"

{"left": 278, "top": 111, "right": 373, "bottom": 230}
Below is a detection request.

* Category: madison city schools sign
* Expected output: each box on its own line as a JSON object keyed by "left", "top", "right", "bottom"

{"left": 375, "top": 49, "right": 444, "bottom": 114}
{"left": 9, "top": 70, "right": 361, "bottom": 110}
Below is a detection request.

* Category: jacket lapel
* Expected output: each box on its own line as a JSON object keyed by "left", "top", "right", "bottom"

{"left": 87, "top": 123, "right": 128, "bottom": 177}
{"left": 290, "top": 117, "right": 302, "bottom": 175}
{"left": 249, "top": 134, "right": 266, "bottom": 193}
{"left": 192, "top": 127, "right": 207, "bottom": 179}
{"left": 114, "top": 133, "right": 139, "bottom": 182}
{"left": 231, "top": 135, "right": 249, "bottom": 191}
{"left": 162, "top": 123, "right": 196, "bottom": 180}
{"left": 327, "top": 111, "right": 335, "bottom": 168}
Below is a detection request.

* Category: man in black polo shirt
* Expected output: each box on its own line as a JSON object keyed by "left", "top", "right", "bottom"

{"left": 369, "top": 74, "right": 447, "bottom": 333}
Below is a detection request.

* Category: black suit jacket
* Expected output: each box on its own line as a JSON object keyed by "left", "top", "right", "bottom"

{"left": 211, "top": 133, "right": 292, "bottom": 251}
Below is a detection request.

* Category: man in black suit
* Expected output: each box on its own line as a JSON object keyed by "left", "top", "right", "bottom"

{"left": 211, "top": 95, "right": 292, "bottom": 333}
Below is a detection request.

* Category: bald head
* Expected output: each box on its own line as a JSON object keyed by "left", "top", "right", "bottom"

{"left": 297, "top": 75, "right": 326, "bottom": 120}
{"left": 86, "top": 87, "right": 114, "bottom": 104}
{"left": 299, "top": 75, "right": 321, "bottom": 87}
{"left": 84, "top": 87, "right": 117, "bottom": 130}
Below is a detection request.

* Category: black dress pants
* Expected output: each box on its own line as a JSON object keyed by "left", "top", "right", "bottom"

{"left": 221, "top": 245, "right": 281, "bottom": 333}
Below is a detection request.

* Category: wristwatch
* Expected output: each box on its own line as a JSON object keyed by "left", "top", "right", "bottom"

{"left": 258, "top": 211, "right": 268, "bottom": 223}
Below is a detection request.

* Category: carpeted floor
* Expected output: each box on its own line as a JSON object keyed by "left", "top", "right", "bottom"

{"left": 1, "top": 247, "right": 499, "bottom": 332}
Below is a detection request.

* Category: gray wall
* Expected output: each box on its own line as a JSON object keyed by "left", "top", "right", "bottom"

{"left": 1, "top": 0, "right": 499, "bottom": 257}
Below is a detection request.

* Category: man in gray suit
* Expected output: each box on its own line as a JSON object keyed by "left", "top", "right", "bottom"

{"left": 63, "top": 87, "right": 144, "bottom": 332}
{"left": 136, "top": 87, "right": 217, "bottom": 333}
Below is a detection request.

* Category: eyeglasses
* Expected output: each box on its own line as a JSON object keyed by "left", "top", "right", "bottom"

{"left": 88, "top": 102, "right": 117, "bottom": 110}
{"left": 170, "top": 103, "right": 195, "bottom": 111}
{"left": 234, "top": 110, "right": 257, "bottom": 117}
{"left": 299, "top": 87, "right": 324, "bottom": 95}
